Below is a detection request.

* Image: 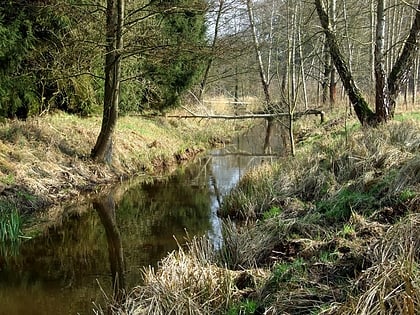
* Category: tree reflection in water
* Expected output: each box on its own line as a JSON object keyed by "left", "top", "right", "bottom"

{"left": 93, "top": 194, "right": 126, "bottom": 304}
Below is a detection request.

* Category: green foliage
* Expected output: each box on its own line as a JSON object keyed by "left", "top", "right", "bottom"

{"left": 339, "top": 223, "right": 356, "bottom": 239}
{"left": 0, "top": 174, "right": 15, "bottom": 185}
{"left": 137, "top": 0, "right": 207, "bottom": 111}
{"left": 316, "top": 188, "right": 376, "bottom": 222}
{"left": 399, "top": 188, "right": 416, "bottom": 202}
{"left": 319, "top": 250, "right": 339, "bottom": 264}
{"left": 0, "top": 7, "right": 38, "bottom": 118}
{"left": 0, "top": 1, "right": 98, "bottom": 118}
{"left": 0, "top": 0, "right": 207, "bottom": 117}
{"left": 227, "top": 299, "right": 258, "bottom": 315}
{"left": 0, "top": 202, "right": 22, "bottom": 256}
{"left": 270, "top": 258, "right": 306, "bottom": 283}
{"left": 262, "top": 206, "right": 282, "bottom": 220}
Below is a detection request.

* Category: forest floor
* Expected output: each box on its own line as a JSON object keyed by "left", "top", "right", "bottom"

{"left": 0, "top": 106, "right": 249, "bottom": 215}
{"left": 111, "top": 110, "right": 420, "bottom": 315}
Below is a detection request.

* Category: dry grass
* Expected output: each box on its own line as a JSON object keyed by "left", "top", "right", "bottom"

{"left": 102, "top": 236, "right": 268, "bottom": 315}
{"left": 221, "top": 118, "right": 420, "bottom": 220}
{"left": 321, "top": 214, "right": 420, "bottom": 315}
{"left": 0, "top": 111, "right": 242, "bottom": 212}
{"left": 216, "top": 117, "right": 420, "bottom": 314}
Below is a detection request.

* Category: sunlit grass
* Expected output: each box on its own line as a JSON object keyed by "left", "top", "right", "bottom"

{"left": 0, "top": 109, "right": 244, "bottom": 208}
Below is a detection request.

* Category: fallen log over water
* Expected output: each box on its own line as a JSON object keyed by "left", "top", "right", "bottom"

{"left": 166, "top": 109, "right": 325, "bottom": 123}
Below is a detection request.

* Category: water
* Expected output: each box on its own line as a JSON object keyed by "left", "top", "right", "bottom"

{"left": 0, "top": 122, "right": 284, "bottom": 315}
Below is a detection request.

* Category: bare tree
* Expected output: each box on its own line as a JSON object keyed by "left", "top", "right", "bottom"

{"left": 375, "top": 0, "right": 389, "bottom": 119}
{"left": 245, "top": 0, "right": 271, "bottom": 105}
{"left": 315, "top": 0, "right": 420, "bottom": 125}
{"left": 91, "top": 0, "right": 124, "bottom": 162}
{"left": 387, "top": 1, "right": 420, "bottom": 117}
{"left": 245, "top": 0, "right": 275, "bottom": 152}
{"left": 199, "top": 0, "right": 225, "bottom": 100}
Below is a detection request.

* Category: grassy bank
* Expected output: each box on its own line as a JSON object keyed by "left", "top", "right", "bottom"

{"left": 0, "top": 109, "right": 247, "bottom": 216}
{"left": 115, "top": 114, "right": 420, "bottom": 314}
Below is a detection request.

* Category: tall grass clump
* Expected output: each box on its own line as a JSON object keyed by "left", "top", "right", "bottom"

{"left": 111, "top": 237, "right": 240, "bottom": 315}
{"left": 0, "top": 201, "right": 23, "bottom": 256}
{"left": 219, "top": 162, "right": 288, "bottom": 219}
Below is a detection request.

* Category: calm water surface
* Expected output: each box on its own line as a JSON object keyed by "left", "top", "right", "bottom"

{"left": 0, "top": 123, "right": 284, "bottom": 315}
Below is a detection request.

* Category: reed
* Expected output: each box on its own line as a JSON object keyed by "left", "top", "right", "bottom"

{"left": 0, "top": 202, "right": 22, "bottom": 256}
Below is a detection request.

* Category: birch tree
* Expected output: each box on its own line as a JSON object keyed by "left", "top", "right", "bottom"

{"left": 245, "top": 0, "right": 275, "bottom": 152}
{"left": 315, "top": 0, "right": 420, "bottom": 125}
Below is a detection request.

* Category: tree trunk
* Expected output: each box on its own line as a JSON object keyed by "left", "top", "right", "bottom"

{"left": 91, "top": 0, "right": 124, "bottom": 163}
{"left": 246, "top": 0, "right": 273, "bottom": 152}
{"left": 322, "top": 39, "right": 331, "bottom": 105}
{"left": 199, "top": 0, "right": 224, "bottom": 100}
{"left": 315, "top": 0, "right": 375, "bottom": 125}
{"left": 297, "top": 3, "right": 308, "bottom": 110}
{"left": 329, "top": 0, "right": 337, "bottom": 107}
{"left": 388, "top": 1, "right": 420, "bottom": 116}
{"left": 246, "top": 0, "right": 270, "bottom": 105}
{"left": 375, "top": 0, "right": 390, "bottom": 122}
{"left": 370, "top": 0, "right": 376, "bottom": 82}
{"left": 330, "top": 69, "right": 336, "bottom": 107}
{"left": 412, "top": 55, "right": 419, "bottom": 105}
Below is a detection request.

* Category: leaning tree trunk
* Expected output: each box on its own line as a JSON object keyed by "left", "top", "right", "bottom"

{"left": 199, "top": 0, "right": 224, "bottom": 100}
{"left": 91, "top": 0, "right": 124, "bottom": 163}
{"left": 315, "top": 0, "right": 375, "bottom": 125}
{"left": 329, "top": 0, "right": 337, "bottom": 107}
{"left": 388, "top": 0, "right": 420, "bottom": 117}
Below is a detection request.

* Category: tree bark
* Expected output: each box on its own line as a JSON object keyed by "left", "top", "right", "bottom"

{"left": 412, "top": 55, "right": 419, "bottom": 105}
{"left": 322, "top": 39, "right": 331, "bottom": 105}
{"left": 329, "top": 0, "right": 337, "bottom": 107}
{"left": 91, "top": 0, "right": 124, "bottom": 163}
{"left": 388, "top": 1, "right": 420, "bottom": 116}
{"left": 315, "top": 0, "right": 375, "bottom": 125}
{"left": 375, "top": 0, "right": 390, "bottom": 122}
{"left": 246, "top": 0, "right": 270, "bottom": 105}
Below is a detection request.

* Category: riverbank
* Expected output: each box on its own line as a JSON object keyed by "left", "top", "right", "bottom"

{"left": 115, "top": 113, "right": 420, "bottom": 314}
{"left": 0, "top": 110, "right": 248, "bottom": 215}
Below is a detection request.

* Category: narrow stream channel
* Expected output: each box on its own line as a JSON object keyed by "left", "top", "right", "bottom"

{"left": 0, "top": 122, "right": 284, "bottom": 315}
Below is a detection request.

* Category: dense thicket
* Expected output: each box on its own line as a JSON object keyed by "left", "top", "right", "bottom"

{"left": 0, "top": 1, "right": 71, "bottom": 118}
{"left": 139, "top": 0, "right": 207, "bottom": 110}
{"left": 0, "top": 0, "right": 207, "bottom": 118}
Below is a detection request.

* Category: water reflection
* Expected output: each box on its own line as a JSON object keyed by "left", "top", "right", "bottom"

{"left": 93, "top": 194, "right": 125, "bottom": 303}
{"left": 0, "top": 122, "right": 285, "bottom": 314}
